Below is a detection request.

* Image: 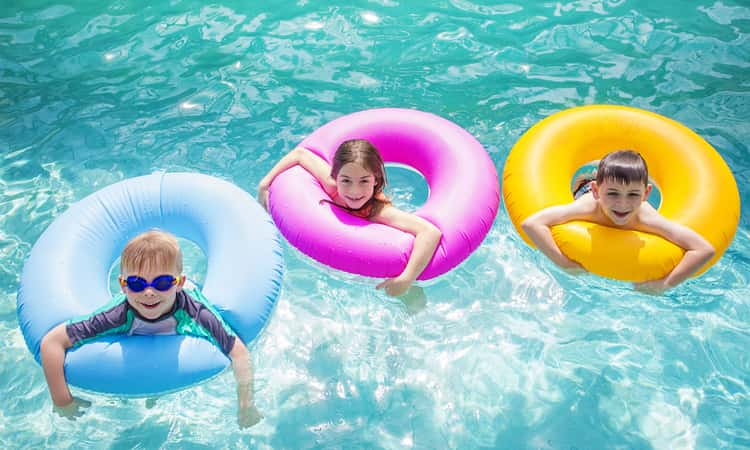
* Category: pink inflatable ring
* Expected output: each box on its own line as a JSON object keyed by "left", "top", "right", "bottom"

{"left": 268, "top": 108, "right": 500, "bottom": 280}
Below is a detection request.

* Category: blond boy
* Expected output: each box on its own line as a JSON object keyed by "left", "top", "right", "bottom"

{"left": 40, "top": 230, "right": 262, "bottom": 427}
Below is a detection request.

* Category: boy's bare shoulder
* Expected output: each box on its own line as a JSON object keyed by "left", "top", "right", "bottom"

{"left": 632, "top": 203, "right": 673, "bottom": 232}
{"left": 567, "top": 194, "right": 600, "bottom": 219}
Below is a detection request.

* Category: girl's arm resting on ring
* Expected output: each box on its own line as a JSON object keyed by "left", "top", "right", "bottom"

{"left": 374, "top": 206, "right": 442, "bottom": 295}
{"left": 521, "top": 201, "right": 591, "bottom": 269}
{"left": 258, "top": 147, "right": 336, "bottom": 197}
{"left": 40, "top": 323, "right": 74, "bottom": 407}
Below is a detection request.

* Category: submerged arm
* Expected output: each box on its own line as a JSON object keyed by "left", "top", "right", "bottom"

{"left": 229, "top": 339, "right": 263, "bottom": 428}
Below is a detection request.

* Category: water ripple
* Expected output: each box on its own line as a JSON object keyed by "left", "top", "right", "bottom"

{"left": 2, "top": 1, "right": 750, "bottom": 448}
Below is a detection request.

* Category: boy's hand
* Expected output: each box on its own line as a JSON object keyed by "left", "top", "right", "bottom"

{"left": 53, "top": 397, "right": 91, "bottom": 420}
{"left": 633, "top": 278, "right": 670, "bottom": 295}
{"left": 560, "top": 259, "right": 586, "bottom": 275}
{"left": 238, "top": 404, "right": 263, "bottom": 429}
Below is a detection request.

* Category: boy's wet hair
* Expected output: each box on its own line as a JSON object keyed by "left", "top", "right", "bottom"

{"left": 121, "top": 230, "right": 183, "bottom": 275}
{"left": 596, "top": 150, "right": 649, "bottom": 187}
{"left": 331, "top": 139, "right": 389, "bottom": 217}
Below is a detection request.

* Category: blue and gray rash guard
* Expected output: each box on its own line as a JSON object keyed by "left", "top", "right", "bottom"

{"left": 65, "top": 289, "right": 237, "bottom": 355}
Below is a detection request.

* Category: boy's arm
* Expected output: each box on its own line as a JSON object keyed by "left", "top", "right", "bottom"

{"left": 521, "top": 200, "right": 592, "bottom": 270}
{"left": 257, "top": 147, "right": 336, "bottom": 209}
{"left": 373, "top": 206, "right": 442, "bottom": 297}
{"left": 40, "top": 323, "right": 74, "bottom": 407}
{"left": 228, "top": 339, "right": 263, "bottom": 428}
{"left": 636, "top": 205, "right": 716, "bottom": 290}
{"left": 180, "top": 290, "right": 262, "bottom": 427}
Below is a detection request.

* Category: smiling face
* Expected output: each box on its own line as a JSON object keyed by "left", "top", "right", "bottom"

{"left": 330, "top": 139, "right": 386, "bottom": 212}
{"left": 120, "top": 263, "right": 184, "bottom": 320}
{"left": 592, "top": 178, "right": 652, "bottom": 226}
{"left": 119, "top": 230, "right": 185, "bottom": 320}
{"left": 335, "top": 162, "right": 377, "bottom": 209}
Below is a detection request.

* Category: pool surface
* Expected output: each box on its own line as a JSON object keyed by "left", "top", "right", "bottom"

{"left": 1, "top": 1, "right": 749, "bottom": 449}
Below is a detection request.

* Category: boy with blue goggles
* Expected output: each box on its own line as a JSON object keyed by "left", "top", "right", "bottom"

{"left": 39, "top": 230, "right": 263, "bottom": 428}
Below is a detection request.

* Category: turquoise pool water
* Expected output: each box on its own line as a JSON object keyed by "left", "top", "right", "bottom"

{"left": 2, "top": 1, "right": 749, "bottom": 448}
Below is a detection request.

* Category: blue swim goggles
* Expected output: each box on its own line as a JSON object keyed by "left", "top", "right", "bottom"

{"left": 119, "top": 274, "right": 182, "bottom": 292}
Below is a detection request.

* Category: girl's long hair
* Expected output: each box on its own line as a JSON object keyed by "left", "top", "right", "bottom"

{"left": 330, "top": 139, "right": 389, "bottom": 218}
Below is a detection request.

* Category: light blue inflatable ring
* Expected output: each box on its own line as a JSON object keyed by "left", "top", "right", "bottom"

{"left": 16, "top": 172, "right": 283, "bottom": 396}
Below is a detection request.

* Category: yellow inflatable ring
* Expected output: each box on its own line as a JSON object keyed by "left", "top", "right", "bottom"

{"left": 502, "top": 105, "right": 740, "bottom": 282}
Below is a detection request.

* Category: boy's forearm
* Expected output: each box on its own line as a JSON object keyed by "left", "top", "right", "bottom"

{"left": 524, "top": 224, "right": 576, "bottom": 268}
{"left": 664, "top": 248, "right": 715, "bottom": 288}
{"left": 40, "top": 333, "right": 74, "bottom": 407}
{"left": 234, "top": 364, "right": 254, "bottom": 406}
{"left": 229, "top": 340, "right": 254, "bottom": 405}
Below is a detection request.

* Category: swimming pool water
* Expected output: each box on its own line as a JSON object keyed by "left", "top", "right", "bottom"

{"left": 2, "top": 1, "right": 749, "bottom": 448}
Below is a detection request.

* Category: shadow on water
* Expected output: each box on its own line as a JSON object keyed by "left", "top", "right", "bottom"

{"left": 398, "top": 285, "right": 428, "bottom": 316}
{"left": 109, "top": 422, "right": 173, "bottom": 450}
{"left": 269, "top": 342, "right": 446, "bottom": 450}
{"left": 267, "top": 353, "right": 657, "bottom": 449}
{"left": 487, "top": 367, "right": 653, "bottom": 450}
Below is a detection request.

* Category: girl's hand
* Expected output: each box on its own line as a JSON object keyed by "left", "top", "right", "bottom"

{"left": 633, "top": 278, "right": 670, "bottom": 295}
{"left": 257, "top": 183, "right": 270, "bottom": 211}
{"left": 376, "top": 276, "right": 413, "bottom": 297}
